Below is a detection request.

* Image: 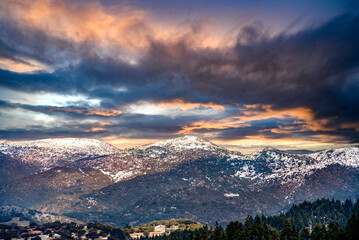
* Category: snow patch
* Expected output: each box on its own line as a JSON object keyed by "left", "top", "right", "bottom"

{"left": 113, "top": 170, "right": 134, "bottom": 182}
{"left": 224, "top": 193, "right": 240, "bottom": 197}
{"left": 78, "top": 168, "right": 89, "bottom": 176}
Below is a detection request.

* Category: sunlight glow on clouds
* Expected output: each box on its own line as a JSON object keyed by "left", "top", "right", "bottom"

{"left": 0, "top": 108, "right": 57, "bottom": 129}
{"left": 0, "top": 88, "right": 101, "bottom": 108}
{"left": 125, "top": 100, "right": 225, "bottom": 117}
{"left": 0, "top": 0, "right": 358, "bottom": 151}
{"left": 0, "top": 57, "right": 50, "bottom": 73}
{"left": 213, "top": 137, "right": 351, "bottom": 154}
{"left": 33, "top": 94, "right": 101, "bottom": 108}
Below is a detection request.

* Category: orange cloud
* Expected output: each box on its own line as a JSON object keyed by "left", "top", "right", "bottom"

{"left": 48, "top": 107, "right": 122, "bottom": 116}
{"left": 2, "top": 0, "right": 234, "bottom": 65}
{"left": 212, "top": 134, "right": 349, "bottom": 154}
{"left": 88, "top": 122, "right": 112, "bottom": 132}
{"left": 178, "top": 104, "right": 334, "bottom": 135}
{"left": 86, "top": 109, "right": 123, "bottom": 117}
{"left": 103, "top": 134, "right": 351, "bottom": 154}
{"left": 340, "top": 122, "right": 359, "bottom": 131}
{"left": 4, "top": 0, "right": 148, "bottom": 56}
{"left": 104, "top": 137, "right": 158, "bottom": 149}
{"left": 125, "top": 100, "right": 226, "bottom": 116}
{"left": 0, "top": 57, "right": 50, "bottom": 73}
{"left": 157, "top": 99, "right": 225, "bottom": 111}
{"left": 242, "top": 104, "right": 334, "bottom": 131}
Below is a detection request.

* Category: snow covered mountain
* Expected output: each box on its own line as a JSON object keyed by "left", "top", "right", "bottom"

{"left": 143, "top": 135, "right": 224, "bottom": 151}
{"left": 0, "top": 138, "right": 118, "bottom": 175}
{"left": 1, "top": 136, "right": 359, "bottom": 226}
{"left": 0, "top": 136, "right": 232, "bottom": 183}
{"left": 2, "top": 136, "right": 358, "bottom": 186}
{"left": 65, "top": 145, "right": 359, "bottom": 226}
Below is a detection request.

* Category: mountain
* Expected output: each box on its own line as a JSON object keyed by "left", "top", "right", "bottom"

{"left": 0, "top": 138, "right": 119, "bottom": 183}
{"left": 1, "top": 136, "right": 359, "bottom": 226}
{"left": 66, "top": 147, "right": 359, "bottom": 226}
{"left": 76, "top": 135, "right": 231, "bottom": 182}
{"left": 0, "top": 205, "right": 82, "bottom": 225}
{"left": 0, "top": 167, "right": 113, "bottom": 207}
{"left": 0, "top": 136, "right": 231, "bottom": 183}
{"left": 0, "top": 152, "right": 37, "bottom": 184}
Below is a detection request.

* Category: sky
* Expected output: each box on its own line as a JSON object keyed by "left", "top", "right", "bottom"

{"left": 0, "top": 0, "right": 359, "bottom": 153}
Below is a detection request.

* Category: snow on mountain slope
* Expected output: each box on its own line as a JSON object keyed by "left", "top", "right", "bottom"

{"left": 230, "top": 147, "right": 359, "bottom": 186}
{"left": 0, "top": 138, "right": 119, "bottom": 172}
{"left": 0, "top": 136, "right": 233, "bottom": 183}
{"left": 309, "top": 147, "right": 359, "bottom": 167}
{"left": 143, "top": 135, "right": 223, "bottom": 151}
{"left": 77, "top": 146, "right": 359, "bottom": 226}
{"left": 1, "top": 136, "right": 358, "bottom": 186}
{"left": 228, "top": 149, "right": 312, "bottom": 186}
{"left": 80, "top": 136, "right": 233, "bottom": 182}
{"left": 1, "top": 136, "right": 359, "bottom": 225}
{"left": 0, "top": 138, "right": 117, "bottom": 152}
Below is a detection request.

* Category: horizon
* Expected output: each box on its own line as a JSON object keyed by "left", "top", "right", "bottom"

{"left": 1, "top": 135, "right": 357, "bottom": 154}
{"left": 1, "top": 0, "right": 359, "bottom": 152}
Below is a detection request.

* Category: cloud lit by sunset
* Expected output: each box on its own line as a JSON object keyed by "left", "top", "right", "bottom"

{"left": 1, "top": 0, "right": 359, "bottom": 152}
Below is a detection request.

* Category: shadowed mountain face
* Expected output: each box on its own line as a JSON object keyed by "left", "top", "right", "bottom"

{"left": 1, "top": 136, "right": 359, "bottom": 226}
{"left": 0, "top": 167, "right": 113, "bottom": 207}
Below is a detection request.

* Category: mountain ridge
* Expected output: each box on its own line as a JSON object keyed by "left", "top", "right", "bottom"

{"left": 1, "top": 136, "right": 359, "bottom": 226}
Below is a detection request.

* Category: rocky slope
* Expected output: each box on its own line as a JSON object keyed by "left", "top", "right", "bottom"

{"left": 63, "top": 147, "right": 359, "bottom": 226}
{"left": 0, "top": 205, "right": 82, "bottom": 224}
{"left": 0, "top": 167, "right": 113, "bottom": 207}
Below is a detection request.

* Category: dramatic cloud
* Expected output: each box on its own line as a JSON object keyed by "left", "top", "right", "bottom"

{"left": 0, "top": 0, "right": 358, "bottom": 151}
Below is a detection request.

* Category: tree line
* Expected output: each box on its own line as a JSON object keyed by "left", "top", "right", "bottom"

{"left": 141, "top": 212, "right": 359, "bottom": 240}
{"left": 141, "top": 198, "right": 359, "bottom": 240}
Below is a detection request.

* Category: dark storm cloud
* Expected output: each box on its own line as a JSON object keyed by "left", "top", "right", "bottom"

{"left": 192, "top": 122, "right": 359, "bottom": 144}
{"left": 0, "top": 99, "right": 115, "bottom": 118}
{"left": 0, "top": 129, "right": 93, "bottom": 140}
{"left": 0, "top": 99, "right": 221, "bottom": 140}
{"left": 0, "top": 18, "right": 79, "bottom": 66}
{"left": 2, "top": 12, "right": 359, "bottom": 112}
{"left": 0, "top": 111, "right": 188, "bottom": 140}
{"left": 1, "top": 4, "right": 359, "bottom": 142}
{"left": 0, "top": 69, "right": 63, "bottom": 93}
{"left": 187, "top": 13, "right": 359, "bottom": 120}
{"left": 189, "top": 117, "right": 303, "bottom": 139}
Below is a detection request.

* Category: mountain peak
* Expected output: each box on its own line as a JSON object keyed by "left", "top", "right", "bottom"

{"left": 141, "top": 135, "right": 222, "bottom": 151}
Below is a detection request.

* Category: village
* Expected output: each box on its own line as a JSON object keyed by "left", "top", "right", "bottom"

{"left": 0, "top": 221, "right": 127, "bottom": 240}
{"left": 125, "top": 219, "right": 203, "bottom": 239}
{"left": 0, "top": 218, "right": 203, "bottom": 240}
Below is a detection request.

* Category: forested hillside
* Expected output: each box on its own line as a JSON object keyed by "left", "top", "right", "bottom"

{"left": 141, "top": 209, "right": 359, "bottom": 240}
{"left": 263, "top": 198, "right": 359, "bottom": 230}
{"left": 2, "top": 198, "right": 359, "bottom": 240}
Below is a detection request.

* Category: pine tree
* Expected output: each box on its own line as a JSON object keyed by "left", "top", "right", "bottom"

{"left": 327, "top": 221, "right": 339, "bottom": 240}
{"left": 344, "top": 212, "right": 359, "bottom": 240}
{"left": 299, "top": 227, "right": 310, "bottom": 240}
{"left": 311, "top": 224, "right": 327, "bottom": 240}
{"left": 280, "top": 219, "right": 298, "bottom": 240}
{"left": 211, "top": 222, "right": 223, "bottom": 240}
{"left": 201, "top": 226, "right": 209, "bottom": 240}
{"left": 226, "top": 221, "right": 242, "bottom": 240}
